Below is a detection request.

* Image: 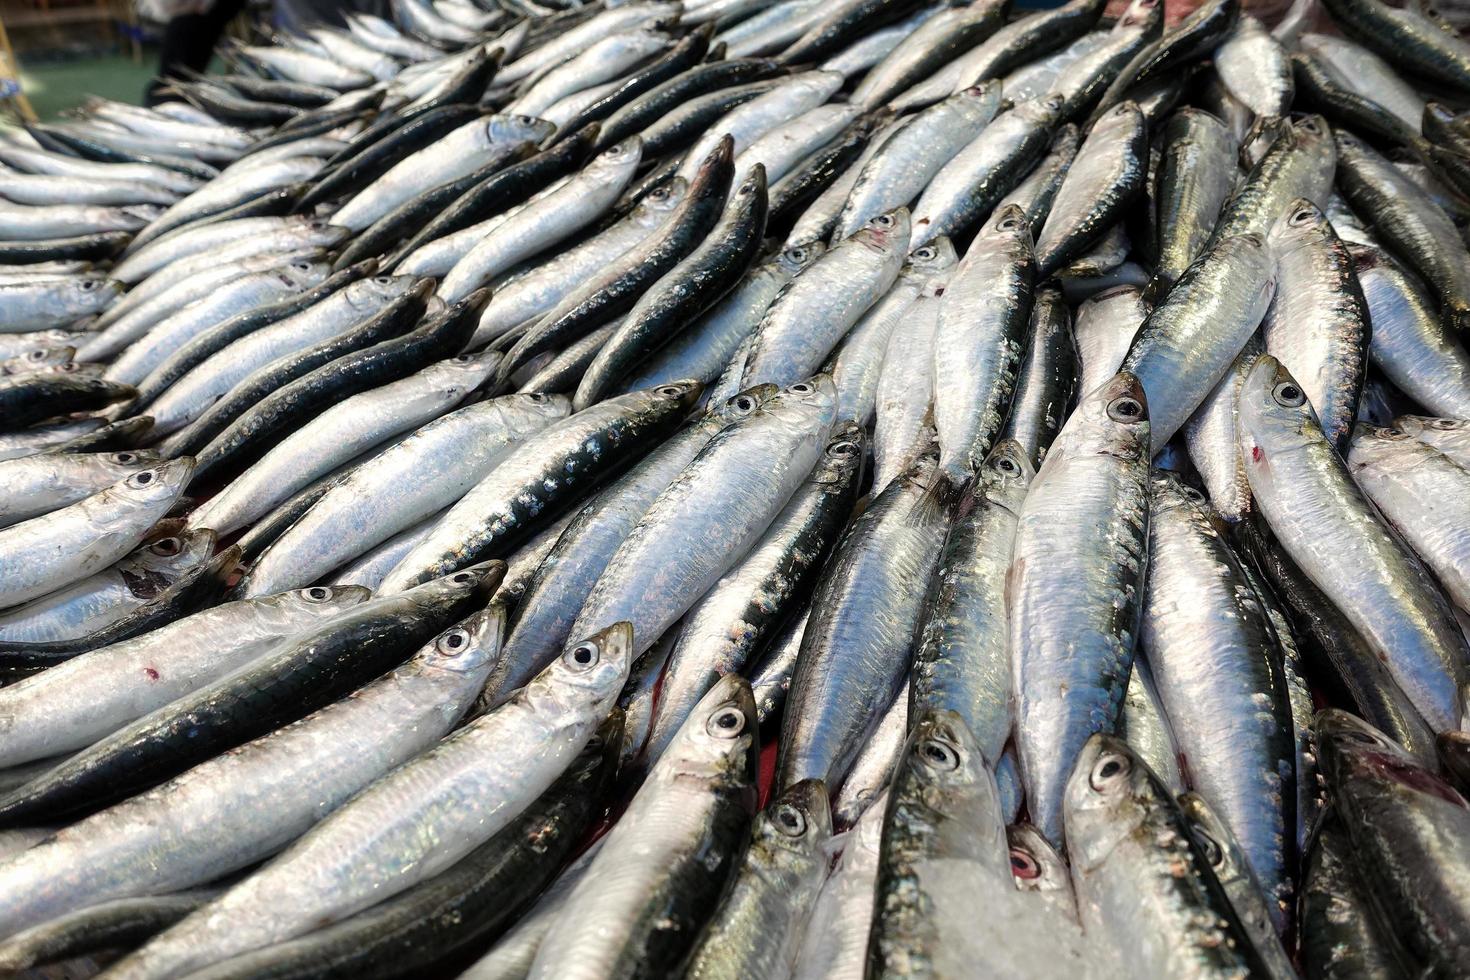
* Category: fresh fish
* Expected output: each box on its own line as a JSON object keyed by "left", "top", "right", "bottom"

{"left": 835, "top": 83, "right": 1002, "bottom": 240}
{"left": 1122, "top": 231, "right": 1275, "bottom": 452}
{"left": 1355, "top": 244, "right": 1470, "bottom": 419}
{"left": 828, "top": 239, "right": 954, "bottom": 424}
{"left": 910, "top": 439, "right": 1032, "bottom": 765}
{"left": 1010, "top": 372, "right": 1150, "bottom": 844}
{"left": 999, "top": 286, "right": 1078, "bottom": 469}
{"left": 1034, "top": 101, "right": 1148, "bottom": 278}
{"left": 569, "top": 376, "right": 836, "bottom": 667}
{"left": 777, "top": 443, "right": 952, "bottom": 791}
{"left": 1142, "top": 474, "right": 1297, "bottom": 932}
{"left": 1237, "top": 355, "right": 1469, "bottom": 733}
{"left": 741, "top": 209, "right": 908, "bottom": 389}
{"left": 642, "top": 423, "right": 861, "bottom": 768}
{"left": 104, "top": 619, "right": 628, "bottom": 980}
{"left": 933, "top": 205, "right": 1035, "bottom": 480}
{"left": 527, "top": 673, "right": 758, "bottom": 980}
{"left": 235, "top": 391, "right": 572, "bottom": 596}
{"left": 0, "top": 459, "right": 192, "bottom": 610}
{"left": 683, "top": 780, "right": 832, "bottom": 980}
{"left": 1349, "top": 424, "right": 1470, "bottom": 611}
{"left": 1064, "top": 734, "right": 1271, "bottom": 978}
{"left": 1153, "top": 108, "right": 1238, "bottom": 295}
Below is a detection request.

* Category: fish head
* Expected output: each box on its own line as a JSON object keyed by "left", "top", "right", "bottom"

{"left": 275, "top": 583, "right": 374, "bottom": 617}
{"left": 982, "top": 204, "right": 1034, "bottom": 250}
{"left": 346, "top": 273, "right": 419, "bottom": 309}
{"left": 1345, "top": 421, "right": 1419, "bottom": 475}
{"left": 1236, "top": 354, "right": 1322, "bottom": 462}
{"left": 489, "top": 113, "right": 556, "bottom": 145}
{"left": 588, "top": 135, "right": 645, "bottom": 179}
{"left": 667, "top": 672, "right": 759, "bottom": 801}
{"left": 634, "top": 177, "right": 688, "bottom": 221}
{"left": 1177, "top": 791, "right": 1247, "bottom": 891}
{"left": 300, "top": 219, "right": 352, "bottom": 248}
{"left": 135, "top": 526, "right": 216, "bottom": 574}
{"left": 1266, "top": 197, "right": 1329, "bottom": 258}
{"left": 1316, "top": 708, "right": 1470, "bottom": 811}
{"left": 813, "top": 420, "right": 865, "bottom": 487}
{"left": 1070, "top": 370, "right": 1149, "bottom": 462}
{"left": 1006, "top": 823, "right": 1070, "bottom": 895}
{"left": 710, "top": 383, "right": 779, "bottom": 425}
{"left": 506, "top": 390, "right": 575, "bottom": 426}
{"left": 976, "top": 438, "right": 1034, "bottom": 512}
{"left": 904, "top": 236, "right": 957, "bottom": 279}
{"left": 432, "top": 349, "right": 502, "bottom": 399}
{"left": 555, "top": 620, "right": 635, "bottom": 712}
{"left": 854, "top": 207, "right": 911, "bottom": 255}
{"left": 899, "top": 708, "right": 1004, "bottom": 838}
{"left": 754, "top": 778, "right": 833, "bottom": 864}
{"left": 277, "top": 259, "right": 334, "bottom": 290}
{"left": 734, "top": 162, "right": 766, "bottom": 201}
{"left": 776, "top": 240, "right": 825, "bottom": 277}
{"left": 422, "top": 601, "right": 508, "bottom": 677}
{"left": 68, "top": 277, "right": 123, "bottom": 305}
{"left": 1116, "top": 0, "right": 1163, "bottom": 34}
{"left": 765, "top": 373, "right": 838, "bottom": 436}
{"left": 111, "top": 456, "right": 194, "bottom": 507}
{"left": 1062, "top": 733, "right": 1164, "bottom": 872}
{"left": 956, "top": 80, "right": 1004, "bottom": 122}
{"left": 644, "top": 378, "right": 705, "bottom": 417}
{"left": 413, "top": 558, "right": 508, "bottom": 606}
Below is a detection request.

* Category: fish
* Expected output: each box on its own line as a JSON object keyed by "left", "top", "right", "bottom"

{"left": 1064, "top": 734, "right": 1272, "bottom": 978}
{"left": 683, "top": 779, "right": 833, "bottom": 980}
{"left": 1237, "top": 355, "right": 1469, "bottom": 733}
{"left": 1010, "top": 372, "right": 1150, "bottom": 844}
{"left": 526, "top": 673, "right": 758, "bottom": 980}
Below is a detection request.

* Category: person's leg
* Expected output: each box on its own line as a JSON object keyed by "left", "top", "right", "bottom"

{"left": 143, "top": 0, "right": 247, "bottom": 105}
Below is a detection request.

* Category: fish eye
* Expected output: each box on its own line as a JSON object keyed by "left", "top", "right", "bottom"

{"left": 707, "top": 706, "right": 747, "bottom": 738}
{"left": 871, "top": 214, "right": 894, "bottom": 229}
{"left": 1193, "top": 829, "right": 1224, "bottom": 867}
{"left": 829, "top": 439, "right": 858, "bottom": 457}
{"left": 999, "top": 215, "right": 1023, "bottom": 232}
{"left": 729, "top": 394, "right": 758, "bottom": 413}
{"left": 1300, "top": 119, "right": 1321, "bottom": 134}
{"left": 1182, "top": 485, "right": 1205, "bottom": 502}
{"left": 790, "top": 382, "right": 813, "bottom": 394}
{"left": 437, "top": 628, "right": 470, "bottom": 655}
{"left": 128, "top": 470, "right": 156, "bottom": 488}
{"left": 787, "top": 246, "right": 808, "bottom": 262}
{"left": 919, "top": 737, "right": 961, "bottom": 771}
{"left": 293, "top": 262, "right": 309, "bottom": 271}
{"left": 1089, "top": 752, "right": 1131, "bottom": 790}
{"left": 450, "top": 571, "right": 476, "bottom": 584}
{"left": 304, "top": 586, "right": 332, "bottom": 601}
{"left": 80, "top": 280, "right": 98, "bottom": 291}
{"left": 452, "top": 354, "right": 473, "bottom": 363}
{"left": 773, "top": 803, "right": 807, "bottom": 837}
{"left": 994, "top": 455, "right": 1020, "bottom": 475}
{"left": 25, "top": 349, "right": 46, "bottom": 362}
{"left": 1107, "top": 395, "right": 1144, "bottom": 422}
{"left": 913, "top": 246, "right": 936, "bottom": 261}
{"left": 564, "top": 641, "right": 600, "bottom": 670}
{"left": 1044, "top": 95, "right": 1064, "bottom": 109}
{"left": 374, "top": 276, "right": 392, "bottom": 285}
{"left": 1290, "top": 207, "right": 1315, "bottom": 226}
{"left": 527, "top": 392, "right": 549, "bottom": 402}
{"left": 150, "top": 537, "right": 182, "bottom": 556}
{"left": 1272, "top": 381, "right": 1306, "bottom": 407}
{"left": 1010, "top": 848, "right": 1042, "bottom": 879}
{"left": 655, "top": 384, "right": 686, "bottom": 398}
{"left": 111, "top": 451, "right": 137, "bottom": 464}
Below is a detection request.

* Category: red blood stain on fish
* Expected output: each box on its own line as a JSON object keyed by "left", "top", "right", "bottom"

{"left": 1251, "top": 446, "right": 1264, "bottom": 464}
{"left": 143, "top": 667, "right": 160, "bottom": 681}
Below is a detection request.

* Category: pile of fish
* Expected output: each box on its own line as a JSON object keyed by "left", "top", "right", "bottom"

{"left": 5, "top": 0, "right": 1470, "bottom": 973}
